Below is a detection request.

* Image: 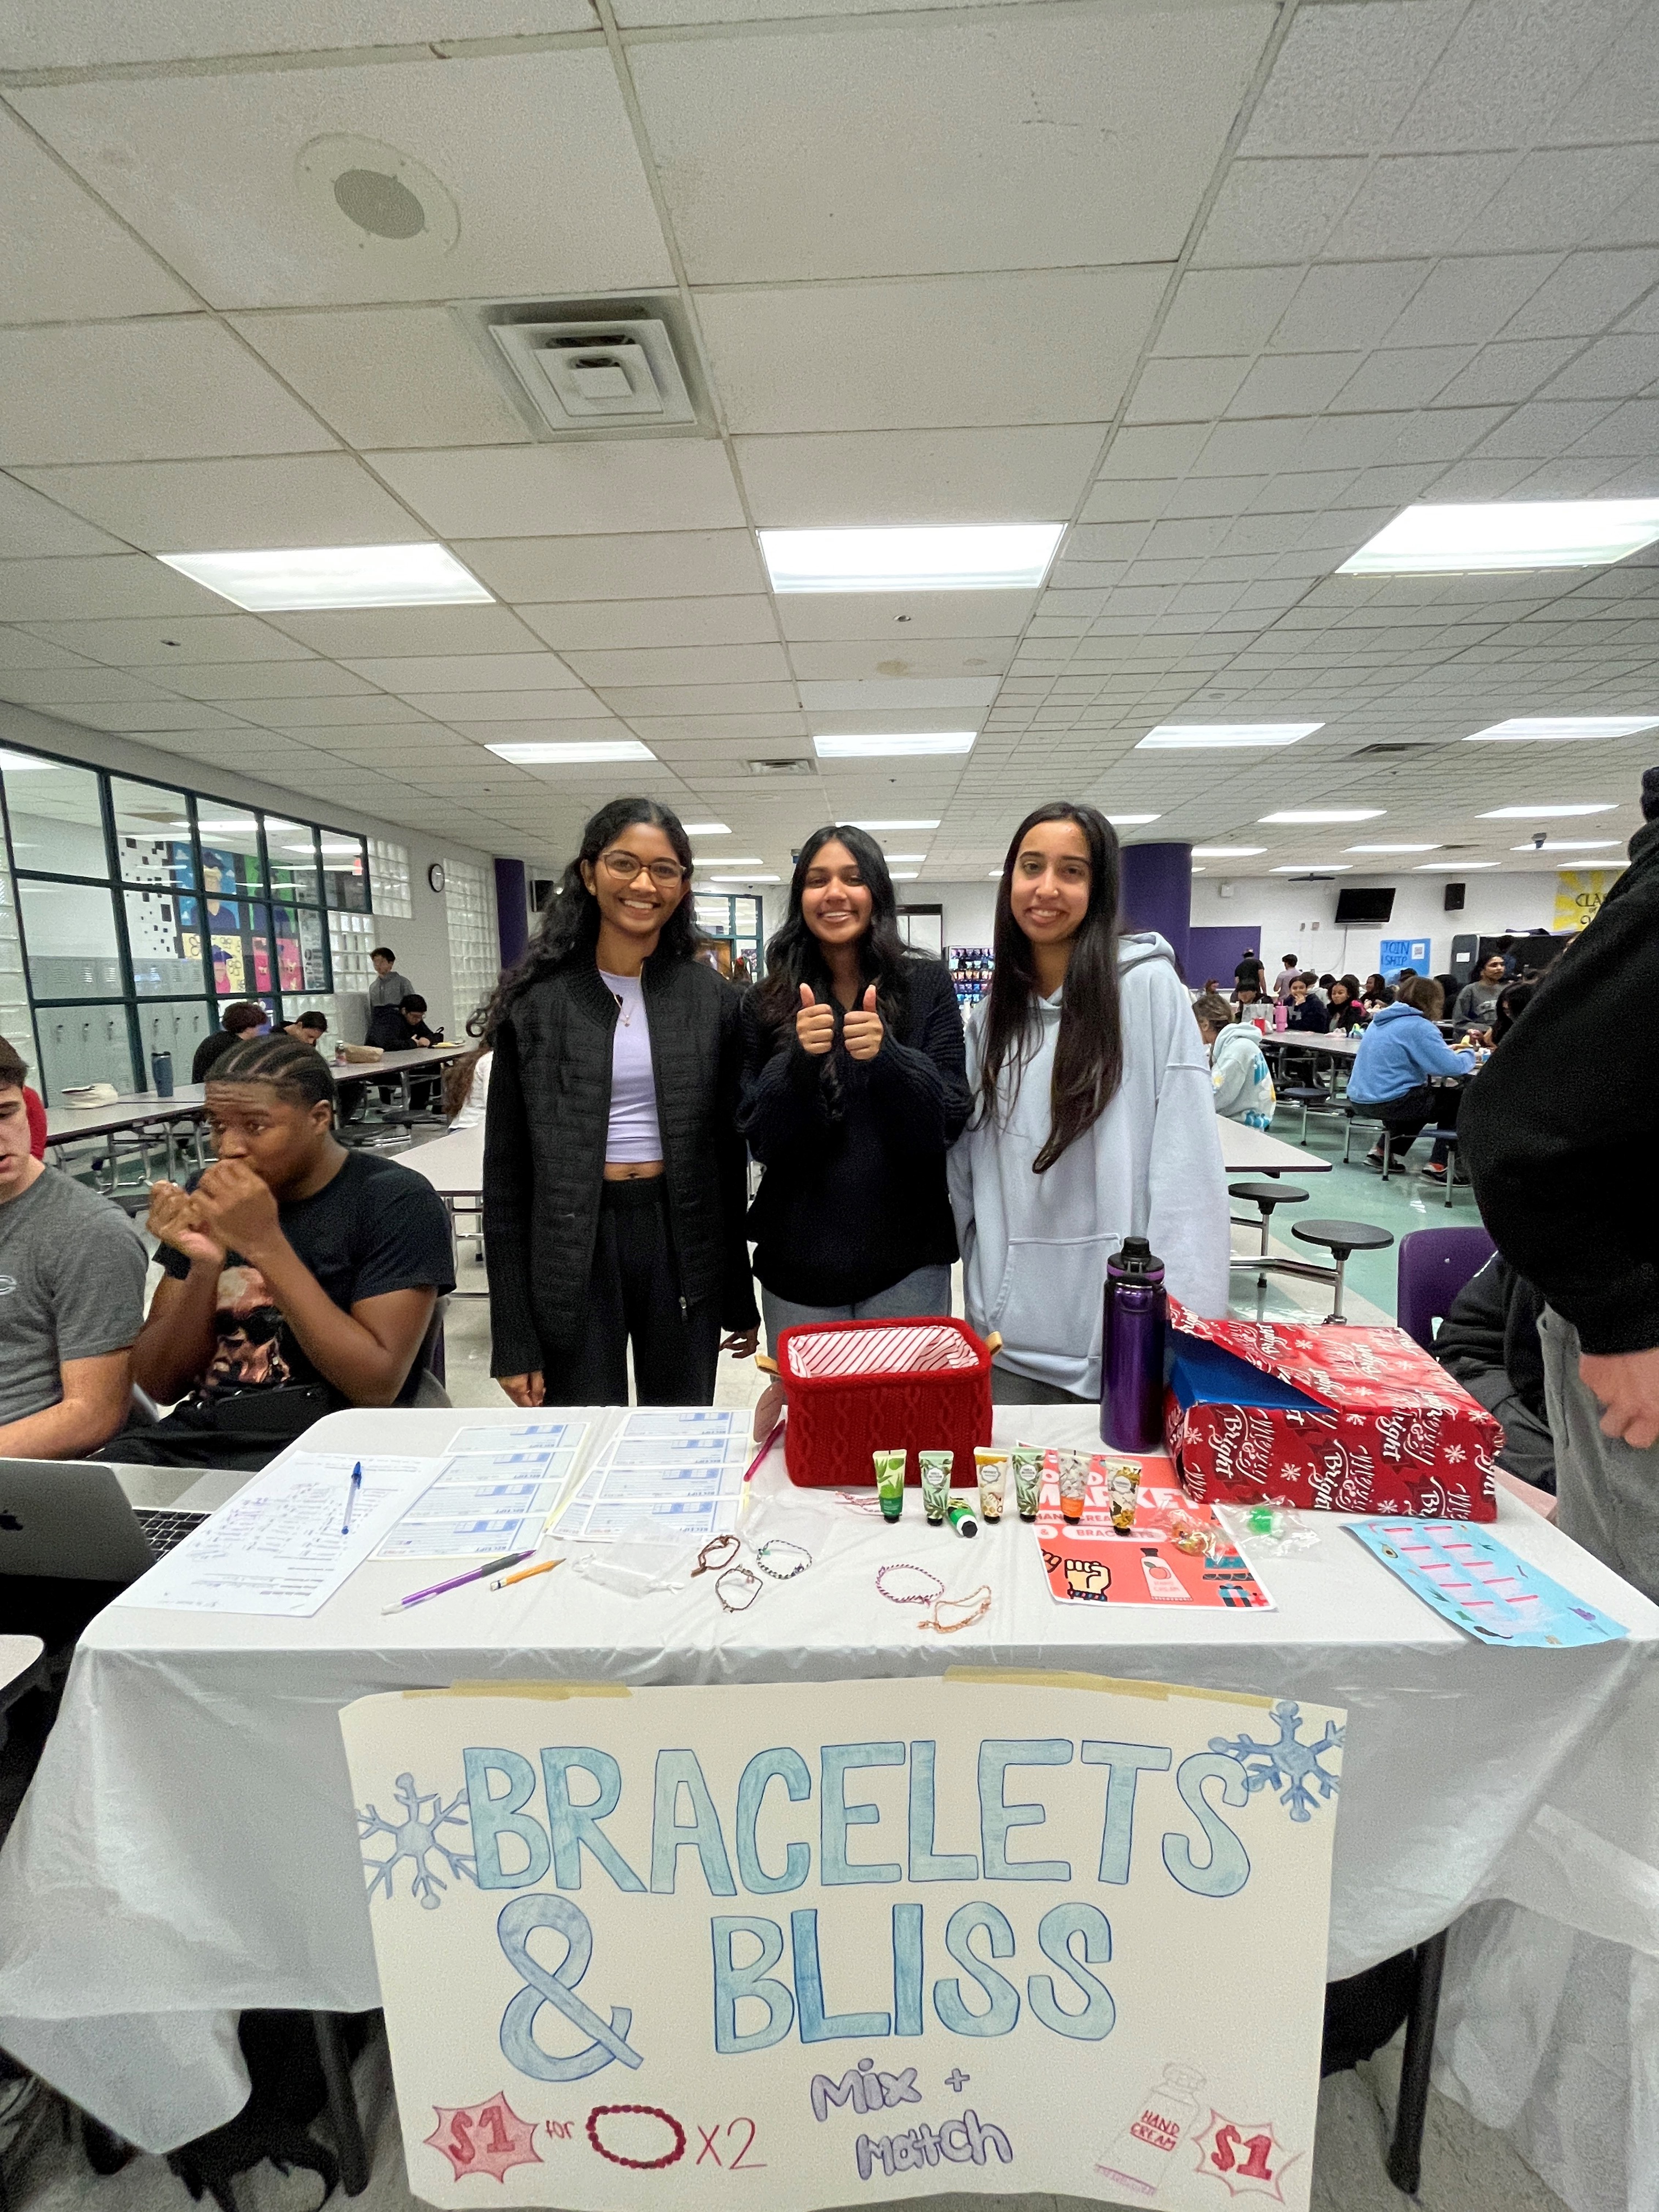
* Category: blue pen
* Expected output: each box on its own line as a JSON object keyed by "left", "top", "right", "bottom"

{"left": 340, "top": 1459, "right": 363, "bottom": 1536}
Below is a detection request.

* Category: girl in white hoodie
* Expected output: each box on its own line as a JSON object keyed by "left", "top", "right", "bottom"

{"left": 947, "top": 803, "right": 1230, "bottom": 1404}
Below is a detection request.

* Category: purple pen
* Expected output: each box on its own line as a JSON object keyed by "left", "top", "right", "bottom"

{"left": 381, "top": 1550, "right": 533, "bottom": 1614}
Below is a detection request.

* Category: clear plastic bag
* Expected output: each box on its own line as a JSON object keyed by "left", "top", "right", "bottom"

{"left": 568, "top": 1541, "right": 691, "bottom": 1598}
{"left": 1214, "top": 1499, "right": 1323, "bottom": 1556}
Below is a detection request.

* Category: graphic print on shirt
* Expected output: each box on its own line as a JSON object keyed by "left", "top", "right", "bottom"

{"left": 201, "top": 1264, "right": 295, "bottom": 1396}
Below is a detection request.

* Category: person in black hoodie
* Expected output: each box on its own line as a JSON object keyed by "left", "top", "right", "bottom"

{"left": 739, "top": 826, "right": 969, "bottom": 1413}
{"left": 482, "top": 797, "right": 758, "bottom": 1408}
{"left": 1462, "top": 765, "right": 1659, "bottom": 1598}
{"left": 1433, "top": 1254, "right": 1553, "bottom": 1492}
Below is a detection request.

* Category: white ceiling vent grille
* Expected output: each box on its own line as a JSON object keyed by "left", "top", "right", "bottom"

{"left": 747, "top": 757, "right": 816, "bottom": 778}
{"left": 473, "top": 300, "right": 707, "bottom": 439}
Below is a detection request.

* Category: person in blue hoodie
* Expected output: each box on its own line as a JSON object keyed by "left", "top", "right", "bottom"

{"left": 947, "top": 802, "right": 1230, "bottom": 1404}
{"left": 1346, "top": 975, "right": 1478, "bottom": 1181}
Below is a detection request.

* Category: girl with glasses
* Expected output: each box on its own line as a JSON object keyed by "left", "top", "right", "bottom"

{"left": 947, "top": 802, "right": 1229, "bottom": 1405}
{"left": 738, "top": 826, "right": 970, "bottom": 1427}
{"left": 482, "top": 797, "right": 758, "bottom": 1407}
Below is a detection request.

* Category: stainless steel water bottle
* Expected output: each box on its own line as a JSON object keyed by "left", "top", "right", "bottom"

{"left": 1101, "top": 1235, "right": 1167, "bottom": 1450}
{"left": 150, "top": 1049, "right": 174, "bottom": 1099}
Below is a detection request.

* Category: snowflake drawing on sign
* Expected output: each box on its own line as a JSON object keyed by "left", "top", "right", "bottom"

{"left": 425, "top": 2093, "right": 543, "bottom": 2183}
{"left": 1208, "top": 1701, "right": 1343, "bottom": 1823}
{"left": 360, "top": 1769, "right": 476, "bottom": 1909}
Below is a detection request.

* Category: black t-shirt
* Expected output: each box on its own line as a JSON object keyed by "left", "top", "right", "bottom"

{"left": 192, "top": 1028, "right": 245, "bottom": 1084}
{"left": 157, "top": 1150, "right": 456, "bottom": 1409}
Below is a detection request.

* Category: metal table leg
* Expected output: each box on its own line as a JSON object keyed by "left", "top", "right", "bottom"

{"left": 1385, "top": 1928, "right": 1448, "bottom": 2196}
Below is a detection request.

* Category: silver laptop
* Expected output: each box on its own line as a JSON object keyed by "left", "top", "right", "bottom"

{"left": 0, "top": 1459, "right": 209, "bottom": 1581}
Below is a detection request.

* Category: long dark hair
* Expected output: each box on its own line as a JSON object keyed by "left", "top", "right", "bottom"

{"left": 976, "top": 801, "right": 1124, "bottom": 1174}
{"left": 756, "top": 825, "right": 911, "bottom": 1031}
{"left": 480, "top": 797, "right": 696, "bottom": 1037}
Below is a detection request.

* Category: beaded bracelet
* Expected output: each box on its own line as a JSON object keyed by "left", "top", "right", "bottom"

{"left": 876, "top": 1563, "right": 944, "bottom": 1606}
{"left": 755, "top": 1539, "right": 812, "bottom": 1581}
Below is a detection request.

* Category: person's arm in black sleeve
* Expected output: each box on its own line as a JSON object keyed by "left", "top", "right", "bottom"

{"left": 482, "top": 1016, "right": 543, "bottom": 1381}
{"left": 716, "top": 985, "right": 760, "bottom": 1336}
{"left": 735, "top": 987, "right": 830, "bottom": 1162}
{"left": 1462, "top": 872, "right": 1659, "bottom": 1356}
{"left": 863, "top": 963, "right": 972, "bottom": 1152}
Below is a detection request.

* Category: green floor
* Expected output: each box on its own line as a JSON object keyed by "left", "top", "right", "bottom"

{"left": 1242, "top": 1104, "right": 1485, "bottom": 1324}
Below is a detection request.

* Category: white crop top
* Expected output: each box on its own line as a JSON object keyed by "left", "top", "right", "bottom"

{"left": 598, "top": 970, "right": 663, "bottom": 1163}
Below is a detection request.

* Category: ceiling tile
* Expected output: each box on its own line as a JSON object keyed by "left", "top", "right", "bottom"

{"left": 339, "top": 652, "right": 583, "bottom": 692}
{"left": 0, "top": 631, "right": 102, "bottom": 672}
{"left": 790, "top": 638, "right": 1013, "bottom": 682}
{"left": 0, "top": 554, "right": 223, "bottom": 622}
{"left": 1226, "top": 353, "right": 1364, "bottom": 417}
{"left": 776, "top": 589, "right": 1036, "bottom": 643}
{"left": 1500, "top": 249, "right": 1659, "bottom": 341}
{"left": 1327, "top": 154, "right": 1516, "bottom": 259}
{"left": 561, "top": 644, "right": 791, "bottom": 688}
{"left": 263, "top": 605, "right": 540, "bottom": 657}
{"left": 1384, "top": 254, "right": 1558, "bottom": 347}
{"left": 0, "top": 666, "right": 177, "bottom": 706}
{"left": 1267, "top": 261, "right": 1436, "bottom": 355}
{"left": 372, "top": 441, "right": 745, "bottom": 538}
{"left": 11, "top": 454, "right": 423, "bottom": 553}
{"left": 1538, "top": 332, "right": 1659, "bottom": 399}
{"left": 1238, "top": 0, "right": 1461, "bottom": 155}
{"left": 632, "top": 7, "right": 1274, "bottom": 284}
{"left": 0, "top": 1, "right": 595, "bottom": 66}
{"left": 229, "top": 307, "right": 531, "bottom": 449}
{"left": 49, "top": 699, "right": 247, "bottom": 733}
{"left": 1152, "top": 266, "right": 1304, "bottom": 357}
{"left": 407, "top": 692, "right": 617, "bottom": 723}
{"left": 228, "top": 693, "right": 443, "bottom": 728}
{"left": 11, "top": 50, "right": 670, "bottom": 311}
{"left": 590, "top": 682, "right": 801, "bottom": 717}
{"left": 1393, "top": 0, "right": 1632, "bottom": 151}
{"left": 17, "top": 613, "right": 316, "bottom": 666}
{"left": 140, "top": 659, "right": 380, "bottom": 701}
{"left": 1329, "top": 346, "right": 1472, "bottom": 412}
{"left": 517, "top": 597, "right": 777, "bottom": 651}
{"left": 1191, "top": 158, "right": 1366, "bottom": 268}
{"left": 1432, "top": 338, "right": 1581, "bottom": 406}
{"left": 1124, "top": 358, "right": 1252, "bottom": 426}
{"left": 455, "top": 530, "right": 764, "bottom": 604}
{"left": 0, "top": 320, "right": 336, "bottom": 467}
{"left": 0, "top": 473, "right": 128, "bottom": 559}
{"left": 798, "top": 677, "right": 1001, "bottom": 711}
{"left": 732, "top": 424, "right": 1103, "bottom": 526}
{"left": 622, "top": 713, "right": 806, "bottom": 744}
{"left": 698, "top": 267, "right": 1166, "bottom": 433}
{"left": 1455, "top": 145, "right": 1659, "bottom": 255}
{"left": 0, "top": 108, "right": 196, "bottom": 326}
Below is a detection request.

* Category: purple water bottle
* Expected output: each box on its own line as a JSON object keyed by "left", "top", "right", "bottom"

{"left": 1101, "top": 1236, "right": 1167, "bottom": 1450}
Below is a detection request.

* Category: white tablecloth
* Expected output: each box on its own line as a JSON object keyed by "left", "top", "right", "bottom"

{"left": 1, "top": 1406, "right": 1656, "bottom": 2212}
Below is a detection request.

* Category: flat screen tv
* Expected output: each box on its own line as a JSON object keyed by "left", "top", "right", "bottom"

{"left": 1335, "top": 887, "right": 1396, "bottom": 925}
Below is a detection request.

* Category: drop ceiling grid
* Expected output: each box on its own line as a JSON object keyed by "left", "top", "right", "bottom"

{"left": 0, "top": 0, "right": 1654, "bottom": 869}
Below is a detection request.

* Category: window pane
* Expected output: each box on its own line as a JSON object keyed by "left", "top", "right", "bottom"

{"left": 136, "top": 998, "right": 217, "bottom": 1076}
{"left": 19, "top": 879, "right": 123, "bottom": 998}
{"left": 125, "top": 887, "right": 209, "bottom": 996}
{"left": 198, "top": 810, "right": 266, "bottom": 899}
{"left": 2, "top": 753, "right": 109, "bottom": 880}
{"left": 298, "top": 904, "right": 329, "bottom": 992}
{"left": 320, "top": 832, "right": 369, "bottom": 912}
{"left": 267, "top": 820, "right": 321, "bottom": 906}
{"left": 34, "top": 1005, "right": 135, "bottom": 1101}
{"left": 110, "top": 778, "right": 196, "bottom": 890}
{"left": 207, "top": 900, "right": 279, "bottom": 998}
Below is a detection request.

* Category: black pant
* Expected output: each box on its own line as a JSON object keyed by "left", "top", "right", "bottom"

{"left": 541, "top": 1178, "right": 720, "bottom": 1406}
{"left": 1376, "top": 1080, "right": 1465, "bottom": 1166}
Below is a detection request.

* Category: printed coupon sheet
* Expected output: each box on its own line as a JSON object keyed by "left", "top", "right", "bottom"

{"left": 1349, "top": 1518, "right": 1627, "bottom": 1646}
{"left": 549, "top": 1408, "right": 750, "bottom": 1544}
{"left": 373, "top": 1421, "right": 588, "bottom": 1561}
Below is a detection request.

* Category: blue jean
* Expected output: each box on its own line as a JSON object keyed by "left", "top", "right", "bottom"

{"left": 761, "top": 1264, "right": 953, "bottom": 1355}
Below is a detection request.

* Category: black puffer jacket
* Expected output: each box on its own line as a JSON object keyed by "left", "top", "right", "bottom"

{"left": 484, "top": 952, "right": 757, "bottom": 1375}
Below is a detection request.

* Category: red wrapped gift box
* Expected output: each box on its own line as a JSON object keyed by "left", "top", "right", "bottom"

{"left": 1163, "top": 1302, "right": 1500, "bottom": 1520}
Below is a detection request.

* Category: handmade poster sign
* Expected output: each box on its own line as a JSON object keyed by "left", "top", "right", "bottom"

{"left": 340, "top": 1672, "right": 1342, "bottom": 2211}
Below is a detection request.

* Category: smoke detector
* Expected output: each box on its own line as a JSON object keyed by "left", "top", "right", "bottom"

{"left": 488, "top": 313, "right": 696, "bottom": 433}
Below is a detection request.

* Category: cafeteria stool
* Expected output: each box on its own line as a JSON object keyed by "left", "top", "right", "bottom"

{"left": 1278, "top": 1084, "right": 1333, "bottom": 1143}
{"left": 1425, "top": 1127, "right": 1464, "bottom": 1207}
{"left": 1291, "top": 1218, "right": 1395, "bottom": 1323}
{"left": 1227, "top": 1180, "right": 1310, "bottom": 1282}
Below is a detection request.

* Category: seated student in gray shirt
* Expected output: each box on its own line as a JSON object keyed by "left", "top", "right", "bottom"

{"left": 0, "top": 1037, "right": 147, "bottom": 1458}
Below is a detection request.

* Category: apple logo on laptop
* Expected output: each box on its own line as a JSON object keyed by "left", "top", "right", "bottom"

{"left": 0, "top": 1511, "right": 21, "bottom": 1531}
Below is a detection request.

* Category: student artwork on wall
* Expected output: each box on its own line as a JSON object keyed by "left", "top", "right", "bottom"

{"left": 341, "top": 1672, "right": 1342, "bottom": 2212}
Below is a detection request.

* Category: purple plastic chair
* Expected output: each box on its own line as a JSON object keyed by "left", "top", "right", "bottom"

{"left": 1395, "top": 1225, "right": 1496, "bottom": 1351}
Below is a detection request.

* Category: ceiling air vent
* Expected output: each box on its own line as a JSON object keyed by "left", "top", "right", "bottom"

{"left": 747, "top": 758, "right": 816, "bottom": 778}
{"left": 467, "top": 297, "right": 709, "bottom": 440}
{"left": 1351, "top": 742, "right": 1437, "bottom": 756}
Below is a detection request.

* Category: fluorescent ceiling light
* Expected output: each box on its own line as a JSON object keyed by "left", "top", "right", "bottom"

{"left": 761, "top": 525, "right": 1063, "bottom": 594}
{"left": 1417, "top": 862, "right": 1500, "bottom": 871}
{"left": 158, "top": 543, "right": 493, "bottom": 612}
{"left": 693, "top": 856, "right": 763, "bottom": 868}
{"left": 1479, "top": 802, "right": 1617, "bottom": 818}
{"left": 1260, "top": 808, "right": 1383, "bottom": 824}
{"left": 1347, "top": 843, "right": 1437, "bottom": 853}
{"left": 0, "top": 749, "right": 52, "bottom": 770}
{"left": 683, "top": 822, "right": 730, "bottom": 836}
{"left": 1512, "top": 839, "right": 1621, "bottom": 851}
{"left": 1269, "top": 864, "right": 1350, "bottom": 873}
{"left": 709, "top": 873, "right": 780, "bottom": 884}
{"left": 1108, "top": 813, "right": 1162, "bottom": 826}
{"left": 891, "top": 871, "right": 920, "bottom": 880}
{"left": 1192, "top": 845, "right": 1265, "bottom": 858}
{"left": 317, "top": 842, "right": 360, "bottom": 856}
{"left": 852, "top": 817, "right": 940, "bottom": 830}
{"left": 882, "top": 853, "right": 927, "bottom": 862}
{"left": 195, "top": 817, "right": 259, "bottom": 834}
{"left": 813, "top": 731, "right": 975, "bottom": 760}
{"left": 1342, "top": 501, "right": 1659, "bottom": 576}
{"left": 1139, "top": 723, "right": 1321, "bottom": 750}
{"left": 487, "top": 740, "right": 654, "bottom": 765}
{"left": 1190, "top": 866, "right": 1205, "bottom": 875}
{"left": 1465, "top": 715, "right": 1659, "bottom": 742}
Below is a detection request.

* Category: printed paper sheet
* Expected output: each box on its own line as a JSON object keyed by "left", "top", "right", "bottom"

{"left": 550, "top": 1408, "right": 749, "bottom": 1544}
{"left": 1348, "top": 1518, "right": 1627, "bottom": 1645}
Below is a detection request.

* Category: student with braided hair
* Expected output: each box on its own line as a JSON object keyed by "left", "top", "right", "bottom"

{"left": 112, "top": 1034, "right": 454, "bottom": 1469}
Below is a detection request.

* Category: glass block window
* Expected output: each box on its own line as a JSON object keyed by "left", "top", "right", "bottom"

{"left": 444, "top": 857, "right": 499, "bottom": 1038}
{"left": 369, "top": 838, "right": 412, "bottom": 920}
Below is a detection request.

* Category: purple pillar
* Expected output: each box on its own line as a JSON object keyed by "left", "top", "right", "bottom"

{"left": 1118, "top": 841, "right": 1193, "bottom": 976}
{"left": 494, "top": 857, "right": 528, "bottom": 971}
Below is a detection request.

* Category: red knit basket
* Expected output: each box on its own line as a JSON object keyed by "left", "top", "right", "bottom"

{"left": 776, "top": 1317, "right": 995, "bottom": 1488}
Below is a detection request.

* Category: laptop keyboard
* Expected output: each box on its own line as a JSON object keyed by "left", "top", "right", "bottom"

{"left": 133, "top": 1507, "right": 209, "bottom": 1560}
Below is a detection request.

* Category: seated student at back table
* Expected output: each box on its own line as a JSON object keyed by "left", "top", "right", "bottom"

{"left": 1452, "top": 953, "right": 1507, "bottom": 1034}
{"left": 1326, "top": 977, "right": 1366, "bottom": 1034}
{"left": 0, "top": 1035, "right": 146, "bottom": 1459}
{"left": 1284, "top": 973, "right": 1330, "bottom": 1032}
{"left": 1193, "top": 992, "right": 1275, "bottom": 1131}
{"left": 191, "top": 998, "right": 268, "bottom": 1084}
{"left": 1346, "top": 975, "right": 1478, "bottom": 1184}
{"left": 284, "top": 1011, "right": 327, "bottom": 1048}
{"left": 109, "top": 1035, "right": 455, "bottom": 1472}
